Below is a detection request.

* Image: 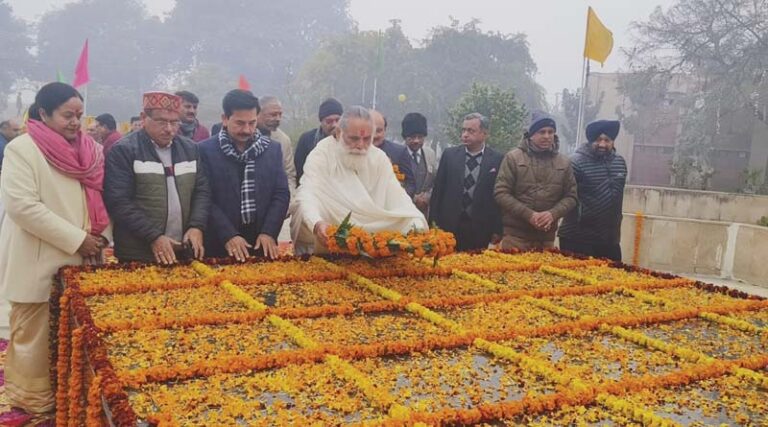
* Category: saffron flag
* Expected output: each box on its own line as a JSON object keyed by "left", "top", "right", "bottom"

{"left": 72, "top": 39, "right": 90, "bottom": 88}
{"left": 238, "top": 74, "right": 251, "bottom": 91}
{"left": 584, "top": 7, "right": 613, "bottom": 65}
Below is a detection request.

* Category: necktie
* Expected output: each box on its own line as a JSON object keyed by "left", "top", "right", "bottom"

{"left": 411, "top": 150, "right": 420, "bottom": 165}
{"left": 462, "top": 152, "right": 482, "bottom": 212}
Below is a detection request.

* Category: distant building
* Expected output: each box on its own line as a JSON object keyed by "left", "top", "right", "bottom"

{"left": 586, "top": 72, "right": 767, "bottom": 192}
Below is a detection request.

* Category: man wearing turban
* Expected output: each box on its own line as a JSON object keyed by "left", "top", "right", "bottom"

{"left": 558, "top": 120, "right": 627, "bottom": 261}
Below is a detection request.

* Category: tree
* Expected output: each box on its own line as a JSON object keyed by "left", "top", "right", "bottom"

{"left": 163, "top": 0, "right": 353, "bottom": 99}
{"left": 0, "top": 0, "right": 33, "bottom": 113}
{"left": 174, "top": 63, "right": 236, "bottom": 127}
{"left": 34, "top": 0, "right": 164, "bottom": 119}
{"left": 444, "top": 82, "right": 527, "bottom": 153}
{"left": 627, "top": 0, "right": 768, "bottom": 188}
{"left": 291, "top": 19, "right": 543, "bottom": 145}
{"left": 417, "top": 19, "right": 543, "bottom": 132}
{"left": 557, "top": 88, "right": 602, "bottom": 150}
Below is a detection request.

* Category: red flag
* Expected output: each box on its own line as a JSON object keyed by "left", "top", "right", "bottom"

{"left": 72, "top": 39, "right": 90, "bottom": 88}
{"left": 238, "top": 74, "right": 250, "bottom": 91}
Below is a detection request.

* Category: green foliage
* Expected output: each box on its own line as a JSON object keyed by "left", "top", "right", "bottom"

{"left": 558, "top": 88, "right": 602, "bottom": 149}
{"left": 444, "top": 82, "right": 527, "bottom": 153}
{"left": 164, "top": 0, "right": 353, "bottom": 97}
{"left": 290, "top": 19, "right": 543, "bottom": 144}
{"left": 758, "top": 216, "right": 768, "bottom": 227}
{"left": 739, "top": 168, "right": 768, "bottom": 195}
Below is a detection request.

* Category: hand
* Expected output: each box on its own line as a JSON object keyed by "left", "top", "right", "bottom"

{"left": 528, "top": 212, "right": 544, "bottom": 229}
{"left": 152, "top": 235, "right": 180, "bottom": 265}
{"left": 313, "top": 221, "right": 331, "bottom": 247}
{"left": 414, "top": 193, "right": 429, "bottom": 210}
{"left": 225, "top": 235, "right": 252, "bottom": 262}
{"left": 77, "top": 234, "right": 104, "bottom": 257}
{"left": 183, "top": 227, "right": 205, "bottom": 260}
{"left": 539, "top": 211, "right": 555, "bottom": 231}
{"left": 532, "top": 211, "right": 555, "bottom": 231}
{"left": 254, "top": 234, "right": 279, "bottom": 259}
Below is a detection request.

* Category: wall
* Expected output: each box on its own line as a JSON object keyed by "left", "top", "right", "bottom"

{"left": 623, "top": 185, "right": 768, "bottom": 224}
{"left": 620, "top": 186, "right": 768, "bottom": 288}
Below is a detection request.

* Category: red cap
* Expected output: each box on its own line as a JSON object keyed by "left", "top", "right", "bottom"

{"left": 142, "top": 91, "right": 182, "bottom": 112}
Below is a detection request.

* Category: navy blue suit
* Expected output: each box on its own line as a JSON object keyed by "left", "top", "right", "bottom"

{"left": 377, "top": 139, "right": 416, "bottom": 197}
{"left": 198, "top": 136, "right": 290, "bottom": 258}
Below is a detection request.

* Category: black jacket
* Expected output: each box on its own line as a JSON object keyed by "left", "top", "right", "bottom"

{"left": 104, "top": 130, "right": 211, "bottom": 262}
{"left": 429, "top": 145, "right": 503, "bottom": 246}
{"left": 558, "top": 144, "right": 627, "bottom": 244}
{"left": 294, "top": 127, "right": 328, "bottom": 183}
{"left": 198, "top": 136, "right": 290, "bottom": 258}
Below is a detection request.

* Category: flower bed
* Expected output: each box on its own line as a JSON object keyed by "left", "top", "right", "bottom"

{"left": 52, "top": 250, "right": 768, "bottom": 426}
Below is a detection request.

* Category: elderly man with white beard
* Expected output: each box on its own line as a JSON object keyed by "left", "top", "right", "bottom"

{"left": 291, "top": 106, "right": 428, "bottom": 254}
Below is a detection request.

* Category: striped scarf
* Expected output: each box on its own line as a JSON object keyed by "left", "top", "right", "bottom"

{"left": 218, "top": 128, "right": 271, "bottom": 224}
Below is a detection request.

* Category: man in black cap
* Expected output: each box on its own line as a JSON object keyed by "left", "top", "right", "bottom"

{"left": 494, "top": 111, "right": 577, "bottom": 251}
{"left": 294, "top": 98, "right": 343, "bottom": 183}
{"left": 558, "top": 120, "right": 627, "bottom": 261}
{"left": 402, "top": 112, "right": 437, "bottom": 214}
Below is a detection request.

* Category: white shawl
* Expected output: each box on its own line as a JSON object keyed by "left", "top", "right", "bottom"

{"left": 291, "top": 136, "right": 427, "bottom": 252}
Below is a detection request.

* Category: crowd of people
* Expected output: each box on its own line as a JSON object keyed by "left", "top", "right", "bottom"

{"left": 0, "top": 81, "right": 627, "bottom": 414}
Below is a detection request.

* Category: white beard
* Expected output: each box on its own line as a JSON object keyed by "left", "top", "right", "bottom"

{"left": 336, "top": 139, "right": 370, "bottom": 173}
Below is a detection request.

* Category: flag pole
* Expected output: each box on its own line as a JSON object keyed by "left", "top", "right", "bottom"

{"left": 372, "top": 77, "right": 378, "bottom": 110}
{"left": 575, "top": 7, "right": 591, "bottom": 150}
{"left": 575, "top": 58, "right": 589, "bottom": 149}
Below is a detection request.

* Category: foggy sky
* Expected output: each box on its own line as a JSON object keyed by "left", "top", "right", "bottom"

{"left": 7, "top": 0, "right": 676, "bottom": 104}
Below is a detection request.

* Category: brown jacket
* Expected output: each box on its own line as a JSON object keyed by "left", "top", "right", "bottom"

{"left": 494, "top": 139, "right": 577, "bottom": 242}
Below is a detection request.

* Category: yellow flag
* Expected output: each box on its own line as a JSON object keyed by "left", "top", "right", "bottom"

{"left": 584, "top": 7, "right": 613, "bottom": 65}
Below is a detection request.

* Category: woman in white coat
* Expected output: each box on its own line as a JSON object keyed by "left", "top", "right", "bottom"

{"left": 0, "top": 82, "right": 110, "bottom": 414}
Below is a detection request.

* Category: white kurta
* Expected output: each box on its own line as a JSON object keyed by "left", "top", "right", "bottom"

{"left": 291, "top": 136, "right": 428, "bottom": 253}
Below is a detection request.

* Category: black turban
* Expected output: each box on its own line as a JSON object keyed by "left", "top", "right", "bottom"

{"left": 586, "top": 120, "right": 620, "bottom": 143}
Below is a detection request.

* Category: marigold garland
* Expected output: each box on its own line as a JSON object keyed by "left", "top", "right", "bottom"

{"left": 596, "top": 394, "right": 681, "bottom": 427}
{"left": 55, "top": 291, "right": 72, "bottom": 427}
{"left": 619, "top": 286, "right": 768, "bottom": 335}
{"left": 326, "top": 213, "right": 456, "bottom": 260}
{"left": 220, "top": 280, "right": 269, "bottom": 311}
{"left": 54, "top": 251, "right": 768, "bottom": 426}
{"left": 633, "top": 211, "right": 645, "bottom": 266}
{"left": 392, "top": 163, "right": 405, "bottom": 183}
{"left": 698, "top": 311, "right": 766, "bottom": 334}
{"left": 450, "top": 269, "right": 505, "bottom": 291}
{"left": 67, "top": 327, "right": 85, "bottom": 427}
{"left": 85, "top": 374, "right": 102, "bottom": 427}
{"left": 540, "top": 265, "right": 600, "bottom": 286}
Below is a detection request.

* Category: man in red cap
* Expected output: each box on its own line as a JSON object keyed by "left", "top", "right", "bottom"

{"left": 104, "top": 91, "right": 211, "bottom": 264}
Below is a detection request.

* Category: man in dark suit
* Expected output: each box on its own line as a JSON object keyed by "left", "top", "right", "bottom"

{"left": 370, "top": 110, "right": 416, "bottom": 197}
{"left": 198, "top": 89, "right": 290, "bottom": 261}
{"left": 430, "top": 113, "right": 503, "bottom": 251}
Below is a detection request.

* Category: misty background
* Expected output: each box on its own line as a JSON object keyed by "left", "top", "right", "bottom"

{"left": 0, "top": 1, "right": 670, "bottom": 138}
{"left": 1, "top": 0, "right": 767, "bottom": 193}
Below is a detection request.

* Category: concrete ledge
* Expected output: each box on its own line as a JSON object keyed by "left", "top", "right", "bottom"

{"left": 621, "top": 213, "right": 768, "bottom": 289}
{"left": 624, "top": 185, "right": 768, "bottom": 224}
